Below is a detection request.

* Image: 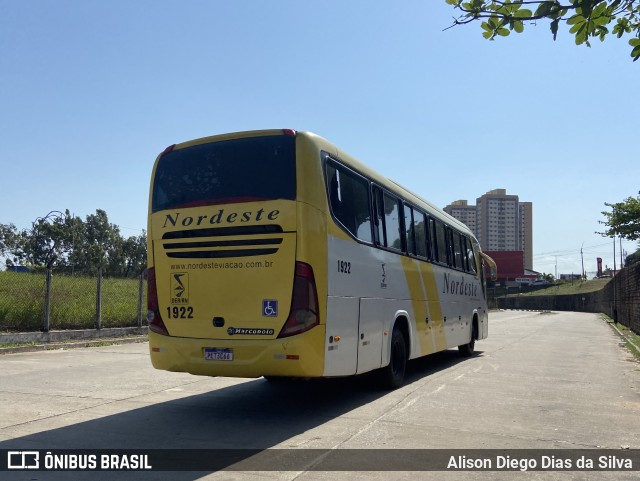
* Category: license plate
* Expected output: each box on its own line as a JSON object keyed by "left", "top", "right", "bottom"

{"left": 204, "top": 348, "right": 233, "bottom": 361}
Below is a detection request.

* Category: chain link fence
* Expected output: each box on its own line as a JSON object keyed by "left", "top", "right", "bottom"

{"left": 0, "top": 268, "right": 146, "bottom": 332}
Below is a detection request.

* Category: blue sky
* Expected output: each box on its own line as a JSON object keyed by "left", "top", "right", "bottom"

{"left": 1, "top": 0, "right": 638, "bottom": 276}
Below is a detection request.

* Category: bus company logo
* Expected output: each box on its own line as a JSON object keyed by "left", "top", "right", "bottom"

{"left": 227, "top": 327, "right": 275, "bottom": 336}
{"left": 442, "top": 273, "right": 478, "bottom": 298}
{"left": 162, "top": 208, "right": 280, "bottom": 229}
{"left": 171, "top": 273, "right": 189, "bottom": 304}
{"left": 8, "top": 451, "right": 39, "bottom": 469}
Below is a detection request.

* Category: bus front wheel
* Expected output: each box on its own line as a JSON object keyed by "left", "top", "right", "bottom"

{"left": 458, "top": 320, "right": 477, "bottom": 357}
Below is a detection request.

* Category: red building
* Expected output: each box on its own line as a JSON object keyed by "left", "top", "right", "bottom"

{"left": 485, "top": 250, "right": 536, "bottom": 285}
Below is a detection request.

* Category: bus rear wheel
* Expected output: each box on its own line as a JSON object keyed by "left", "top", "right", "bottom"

{"left": 378, "top": 326, "right": 407, "bottom": 390}
{"left": 264, "top": 376, "right": 294, "bottom": 383}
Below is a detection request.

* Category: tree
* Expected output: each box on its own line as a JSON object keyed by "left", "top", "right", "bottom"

{"left": 444, "top": 1, "right": 640, "bottom": 61}
{"left": 77, "top": 209, "right": 121, "bottom": 273}
{"left": 1, "top": 212, "right": 78, "bottom": 270}
{"left": 120, "top": 232, "right": 147, "bottom": 277}
{"left": 70, "top": 209, "right": 147, "bottom": 276}
{"left": 0, "top": 223, "right": 26, "bottom": 265}
{"left": 28, "top": 211, "right": 74, "bottom": 269}
{"left": 1, "top": 209, "right": 147, "bottom": 276}
{"left": 598, "top": 191, "right": 640, "bottom": 240}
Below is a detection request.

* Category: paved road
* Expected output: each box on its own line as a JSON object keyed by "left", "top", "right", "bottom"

{"left": 1, "top": 310, "right": 639, "bottom": 480}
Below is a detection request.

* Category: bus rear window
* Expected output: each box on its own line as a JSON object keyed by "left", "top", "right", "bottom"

{"left": 152, "top": 135, "right": 296, "bottom": 212}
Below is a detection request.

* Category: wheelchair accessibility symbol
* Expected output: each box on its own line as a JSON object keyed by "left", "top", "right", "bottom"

{"left": 262, "top": 300, "right": 278, "bottom": 317}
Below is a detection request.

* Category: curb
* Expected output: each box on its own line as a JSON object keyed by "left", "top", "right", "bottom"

{"left": 0, "top": 327, "right": 149, "bottom": 355}
{"left": 608, "top": 320, "right": 640, "bottom": 355}
{"left": 0, "top": 336, "right": 148, "bottom": 355}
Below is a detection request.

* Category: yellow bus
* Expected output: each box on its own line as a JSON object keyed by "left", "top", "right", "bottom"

{"left": 147, "top": 129, "right": 496, "bottom": 388}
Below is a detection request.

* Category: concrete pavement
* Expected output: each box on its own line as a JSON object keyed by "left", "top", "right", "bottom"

{"left": 0, "top": 310, "right": 639, "bottom": 480}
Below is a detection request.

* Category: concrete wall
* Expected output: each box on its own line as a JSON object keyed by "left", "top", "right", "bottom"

{"left": 497, "top": 261, "right": 640, "bottom": 334}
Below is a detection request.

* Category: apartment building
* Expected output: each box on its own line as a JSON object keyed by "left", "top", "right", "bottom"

{"left": 442, "top": 199, "right": 477, "bottom": 233}
{"left": 444, "top": 189, "right": 533, "bottom": 271}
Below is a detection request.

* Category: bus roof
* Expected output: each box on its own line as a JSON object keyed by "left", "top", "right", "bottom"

{"left": 159, "top": 129, "right": 478, "bottom": 245}
{"left": 297, "top": 131, "right": 478, "bottom": 243}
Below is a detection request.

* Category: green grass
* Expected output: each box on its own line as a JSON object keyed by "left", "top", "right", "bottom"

{"left": 0, "top": 271, "right": 146, "bottom": 332}
{"left": 0, "top": 341, "right": 39, "bottom": 349}
{"left": 0, "top": 336, "right": 148, "bottom": 351}
{"left": 514, "top": 278, "right": 611, "bottom": 296}
{"left": 603, "top": 315, "right": 640, "bottom": 362}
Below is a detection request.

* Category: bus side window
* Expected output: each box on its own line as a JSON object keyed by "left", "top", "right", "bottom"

{"left": 328, "top": 165, "right": 343, "bottom": 217}
{"left": 414, "top": 211, "right": 428, "bottom": 259}
{"left": 460, "top": 235, "right": 469, "bottom": 272}
{"left": 467, "top": 237, "right": 478, "bottom": 274}
{"left": 327, "top": 162, "right": 373, "bottom": 243}
{"left": 445, "top": 227, "right": 455, "bottom": 268}
{"left": 453, "top": 231, "right": 464, "bottom": 270}
{"left": 373, "top": 186, "right": 386, "bottom": 247}
{"left": 404, "top": 204, "right": 416, "bottom": 255}
{"left": 433, "top": 219, "right": 448, "bottom": 265}
{"left": 427, "top": 217, "right": 435, "bottom": 261}
{"left": 383, "top": 193, "right": 403, "bottom": 252}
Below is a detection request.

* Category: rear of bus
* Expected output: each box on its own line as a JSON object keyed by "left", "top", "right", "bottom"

{"left": 147, "top": 130, "right": 327, "bottom": 378}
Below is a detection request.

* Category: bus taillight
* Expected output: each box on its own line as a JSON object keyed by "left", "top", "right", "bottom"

{"left": 147, "top": 267, "right": 169, "bottom": 336}
{"left": 278, "top": 262, "right": 319, "bottom": 338}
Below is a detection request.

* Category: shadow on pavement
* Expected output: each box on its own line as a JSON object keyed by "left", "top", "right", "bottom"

{"left": 1, "top": 349, "right": 480, "bottom": 480}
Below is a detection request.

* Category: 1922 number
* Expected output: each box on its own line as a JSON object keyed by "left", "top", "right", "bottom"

{"left": 167, "top": 306, "right": 194, "bottom": 319}
{"left": 337, "top": 260, "right": 351, "bottom": 274}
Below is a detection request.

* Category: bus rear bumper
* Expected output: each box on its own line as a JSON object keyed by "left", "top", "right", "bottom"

{"left": 148, "top": 327, "right": 325, "bottom": 378}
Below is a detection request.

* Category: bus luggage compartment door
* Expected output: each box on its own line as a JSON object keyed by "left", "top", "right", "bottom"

{"left": 356, "top": 298, "right": 384, "bottom": 374}
{"left": 324, "top": 296, "right": 358, "bottom": 377}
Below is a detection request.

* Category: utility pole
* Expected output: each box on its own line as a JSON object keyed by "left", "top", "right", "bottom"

{"left": 580, "top": 243, "right": 585, "bottom": 280}
{"left": 613, "top": 236, "right": 617, "bottom": 276}
{"left": 620, "top": 237, "right": 623, "bottom": 268}
{"left": 613, "top": 235, "right": 617, "bottom": 323}
{"left": 71, "top": 212, "right": 75, "bottom": 275}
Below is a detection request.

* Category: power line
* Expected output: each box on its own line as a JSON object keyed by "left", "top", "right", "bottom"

{"left": 533, "top": 242, "right": 636, "bottom": 258}
{"left": 533, "top": 241, "right": 633, "bottom": 259}
{"left": 120, "top": 226, "right": 146, "bottom": 233}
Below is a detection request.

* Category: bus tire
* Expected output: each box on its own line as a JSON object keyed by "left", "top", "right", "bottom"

{"left": 458, "top": 319, "right": 477, "bottom": 357}
{"left": 378, "top": 325, "right": 407, "bottom": 390}
{"left": 264, "top": 376, "right": 292, "bottom": 383}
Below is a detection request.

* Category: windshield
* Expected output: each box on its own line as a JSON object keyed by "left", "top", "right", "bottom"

{"left": 152, "top": 135, "right": 296, "bottom": 212}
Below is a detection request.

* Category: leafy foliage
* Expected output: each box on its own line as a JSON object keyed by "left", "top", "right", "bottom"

{"left": 1, "top": 210, "right": 146, "bottom": 277}
{"left": 445, "top": 0, "right": 640, "bottom": 61}
{"left": 598, "top": 191, "right": 640, "bottom": 240}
